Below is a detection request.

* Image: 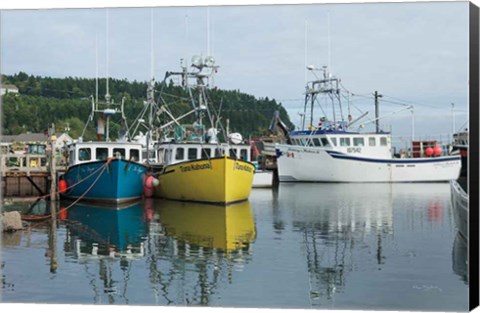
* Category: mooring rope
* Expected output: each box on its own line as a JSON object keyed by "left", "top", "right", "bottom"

{"left": 20, "top": 158, "right": 113, "bottom": 223}
{"left": 1, "top": 158, "right": 114, "bottom": 204}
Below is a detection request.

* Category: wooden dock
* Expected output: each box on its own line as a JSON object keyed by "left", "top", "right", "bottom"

{"left": 1, "top": 153, "right": 51, "bottom": 198}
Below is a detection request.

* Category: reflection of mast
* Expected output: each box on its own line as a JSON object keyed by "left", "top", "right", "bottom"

{"left": 143, "top": 199, "right": 255, "bottom": 305}
{"left": 281, "top": 184, "right": 395, "bottom": 305}
{"left": 48, "top": 201, "right": 58, "bottom": 273}
{"left": 99, "top": 258, "right": 116, "bottom": 304}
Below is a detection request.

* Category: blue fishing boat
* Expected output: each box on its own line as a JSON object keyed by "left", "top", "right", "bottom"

{"left": 61, "top": 141, "right": 147, "bottom": 204}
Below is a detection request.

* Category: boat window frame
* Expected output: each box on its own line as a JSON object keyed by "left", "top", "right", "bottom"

{"left": 164, "top": 149, "right": 171, "bottom": 163}
{"left": 353, "top": 137, "right": 365, "bottom": 147}
{"left": 78, "top": 147, "right": 92, "bottom": 161}
{"left": 380, "top": 137, "right": 388, "bottom": 146}
{"left": 187, "top": 147, "right": 198, "bottom": 160}
{"left": 113, "top": 148, "right": 126, "bottom": 159}
{"left": 330, "top": 137, "right": 337, "bottom": 146}
{"left": 69, "top": 150, "right": 76, "bottom": 164}
{"left": 369, "top": 137, "right": 376, "bottom": 146}
{"left": 321, "top": 138, "right": 330, "bottom": 147}
{"left": 240, "top": 148, "right": 249, "bottom": 161}
{"left": 96, "top": 147, "right": 108, "bottom": 161}
{"left": 312, "top": 138, "right": 321, "bottom": 147}
{"left": 157, "top": 148, "right": 165, "bottom": 163}
{"left": 175, "top": 147, "right": 185, "bottom": 161}
{"left": 130, "top": 149, "right": 140, "bottom": 161}
{"left": 340, "top": 137, "right": 351, "bottom": 147}
{"left": 201, "top": 148, "right": 212, "bottom": 159}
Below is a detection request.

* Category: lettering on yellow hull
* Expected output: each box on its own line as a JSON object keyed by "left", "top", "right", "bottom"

{"left": 154, "top": 156, "right": 255, "bottom": 204}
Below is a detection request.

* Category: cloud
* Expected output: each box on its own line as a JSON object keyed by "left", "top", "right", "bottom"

{"left": 0, "top": 2, "right": 469, "bottom": 139}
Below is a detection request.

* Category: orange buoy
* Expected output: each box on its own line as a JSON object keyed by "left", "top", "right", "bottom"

{"left": 433, "top": 146, "right": 443, "bottom": 157}
{"left": 59, "top": 207, "right": 67, "bottom": 220}
{"left": 425, "top": 147, "right": 433, "bottom": 157}
{"left": 59, "top": 180, "right": 67, "bottom": 193}
{"left": 143, "top": 176, "right": 159, "bottom": 198}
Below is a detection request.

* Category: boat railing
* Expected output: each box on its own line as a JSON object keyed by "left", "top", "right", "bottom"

{"left": 174, "top": 124, "right": 206, "bottom": 143}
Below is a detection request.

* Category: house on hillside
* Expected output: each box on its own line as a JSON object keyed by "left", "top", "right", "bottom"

{"left": 0, "top": 84, "right": 19, "bottom": 96}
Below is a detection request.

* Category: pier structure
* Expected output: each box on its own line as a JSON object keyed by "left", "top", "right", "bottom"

{"left": 1, "top": 152, "right": 51, "bottom": 198}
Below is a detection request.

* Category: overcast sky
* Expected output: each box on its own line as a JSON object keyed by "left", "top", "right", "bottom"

{"left": 0, "top": 1, "right": 471, "bottom": 145}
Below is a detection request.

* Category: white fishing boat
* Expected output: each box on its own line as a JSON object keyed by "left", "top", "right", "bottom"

{"left": 253, "top": 171, "right": 273, "bottom": 188}
{"left": 276, "top": 67, "right": 461, "bottom": 183}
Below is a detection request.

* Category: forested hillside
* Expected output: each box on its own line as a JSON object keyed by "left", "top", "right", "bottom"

{"left": 1, "top": 72, "right": 294, "bottom": 140}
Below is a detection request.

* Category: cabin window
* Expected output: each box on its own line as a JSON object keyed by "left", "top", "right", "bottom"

{"left": 215, "top": 148, "right": 223, "bottom": 157}
{"left": 202, "top": 148, "right": 212, "bottom": 159}
{"left": 340, "top": 138, "right": 351, "bottom": 147}
{"left": 369, "top": 137, "right": 376, "bottom": 146}
{"left": 240, "top": 149, "right": 249, "bottom": 160}
{"left": 157, "top": 148, "right": 165, "bottom": 163}
{"left": 175, "top": 148, "right": 185, "bottom": 160}
{"left": 69, "top": 150, "right": 75, "bottom": 163}
{"left": 353, "top": 138, "right": 365, "bottom": 147}
{"left": 164, "top": 149, "right": 171, "bottom": 163}
{"left": 78, "top": 148, "right": 91, "bottom": 161}
{"left": 380, "top": 137, "right": 388, "bottom": 146}
{"left": 313, "top": 138, "right": 321, "bottom": 147}
{"left": 321, "top": 138, "right": 330, "bottom": 147}
{"left": 188, "top": 148, "right": 198, "bottom": 160}
{"left": 330, "top": 138, "right": 337, "bottom": 146}
{"left": 113, "top": 148, "right": 126, "bottom": 159}
{"left": 300, "top": 138, "right": 306, "bottom": 146}
{"left": 130, "top": 149, "right": 140, "bottom": 161}
{"left": 229, "top": 149, "right": 237, "bottom": 158}
{"left": 96, "top": 148, "right": 108, "bottom": 161}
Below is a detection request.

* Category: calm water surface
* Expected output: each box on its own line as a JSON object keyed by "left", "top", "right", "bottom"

{"left": 1, "top": 183, "right": 468, "bottom": 311}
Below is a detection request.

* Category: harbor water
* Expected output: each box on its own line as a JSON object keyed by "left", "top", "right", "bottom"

{"left": 0, "top": 183, "right": 468, "bottom": 311}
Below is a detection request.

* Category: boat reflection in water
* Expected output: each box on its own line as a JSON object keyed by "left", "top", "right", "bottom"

{"left": 142, "top": 199, "right": 256, "bottom": 305}
{"left": 64, "top": 201, "right": 147, "bottom": 259}
{"left": 157, "top": 200, "right": 256, "bottom": 252}
{"left": 452, "top": 232, "right": 468, "bottom": 285}
{"left": 275, "top": 183, "right": 450, "bottom": 307}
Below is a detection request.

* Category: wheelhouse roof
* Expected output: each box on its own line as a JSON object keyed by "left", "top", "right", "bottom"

{"left": 289, "top": 129, "right": 391, "bottom": 136}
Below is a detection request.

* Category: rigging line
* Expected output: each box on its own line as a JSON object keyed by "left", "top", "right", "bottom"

{"left": 382, "top": 94, "right": 456, "bottom": 110}
{"left": 311, "top": 95, "right": 327, "bottom": 117}
{"left": 23, "top": 159, "right": 112, "bottom": 225}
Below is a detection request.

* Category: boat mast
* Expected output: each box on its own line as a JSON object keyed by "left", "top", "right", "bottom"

{"left": 105, "top": 8, "right": 112, "bottom": 142}
{"left": 374, "top": 91, "right": 383, "bottom": 133}
{"left": 146, "top": 8, "right": 155, "bottom": 163}
{"left": 304, "top": 66, "right": 343, "bottom": 131}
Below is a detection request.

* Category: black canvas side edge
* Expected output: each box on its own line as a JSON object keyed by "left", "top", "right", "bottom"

{"left": 469, "top": 1, "right": 480, "bottom": 311}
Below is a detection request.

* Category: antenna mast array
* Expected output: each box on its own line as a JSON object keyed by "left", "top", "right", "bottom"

{"left": 303, "top": 66, "right": 342, "bottom": 130}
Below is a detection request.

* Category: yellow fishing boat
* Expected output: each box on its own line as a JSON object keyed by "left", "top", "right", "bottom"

{"left": 142, "top": 55, "right": 256, "bottom": 204}
{"left": 158, "top": 199, "right": 255, "bottom": 251}
{"left": 154, "top": 153, "right": 255, "bottom": 204}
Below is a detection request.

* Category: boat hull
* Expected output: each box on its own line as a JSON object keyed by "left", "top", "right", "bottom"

{"left": 450, "top": 180, "right": 468, "bottom": 239}
{"left": 276, "top": 144, "right": 461, "bottom": 182}
{"left": 63, "top": 159, "right": 147, "bottom": 204}
{"left": 253, "top": 170, "right": 273, "bottom": 188}
{"left": 154, "top": 156, "right": 255, "bottom": 204}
